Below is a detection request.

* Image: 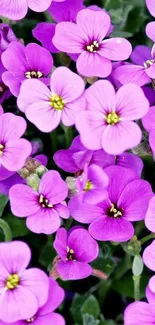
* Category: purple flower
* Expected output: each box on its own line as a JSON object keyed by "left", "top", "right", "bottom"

{"left": 0, "top": 278, "right": 65, "bottom": 325}
{"left": 2, "top": 42, "right": 53, "bottom": 97}
{"left": 0, "top": 24, "right": 17, "bottom": 54}
{"left": 54, "top": 136, "right": 144, "bottom": 177}
{"left": 0, "top": 241, "right": 49, "bottom": 323}
{"left": 69, "top": 166, "right": 153, "bottom": 242}
{"left": 49, "top": 0, "right": 84, "bottom": 23}
{"left": 142, "top": 105, "right": 155, "bottom": 155}
{"left": 74, "top": 164, "right": 109, "bottom": 204}
{"left": 33, "top": 23, "right": 58, "bottom": 53}
{"left": 17, "top": 67, "right": 85, "bottom": 133}
{"left": 0, "top": 0, "right": 53, "bottom": 20}
{"left": 146, "top": 0, "right": 155, "bottom": 17}
{"left": 52, "top": 9, "right": 132, "bottom": 78}
{"left": 113, "top": 45, "right": 155, "bottom": 86}
{"left": 0, "top": 60, "right": 10, "bottom": 105}
{"left": 76, "top": 80, "right": 149, "bottom": 155}
{"left": 0, "top": 113, "right": 31, "bottom": 172}
{"left": 54, "top": 227, "right": 99, "bottom": 280}
{"left": 124, "top": 301, "right": 155, "bottom": 325}
{"left": 9, "top": 170, "right": 69, "bottom": 234}
{"left": 145, "top": 196, "right": 155, "bottom": 233}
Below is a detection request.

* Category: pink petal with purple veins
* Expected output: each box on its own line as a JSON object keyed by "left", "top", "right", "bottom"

{"left": 77, "top": 51, "right": 112, "bottom": 78}
{"left": 89, "top": 216, "right": 134, "bottom": 242}
{"left": 57, "top": 260, "right": 93, "bottom": 280}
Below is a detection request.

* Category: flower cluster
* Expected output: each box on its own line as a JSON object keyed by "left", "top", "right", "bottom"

{"left": 0, "top": 0, "right": 155, "bottom": 324}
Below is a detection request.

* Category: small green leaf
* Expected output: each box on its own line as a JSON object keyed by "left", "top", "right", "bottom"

{"left": 81, "top": 295, "right": 100, "bottom": 319}
{"left": 70, "top": 294, "right": 88, "bottom": 324}
{"left": 39, "top": 238, "right": 55, "bottom": 268}
{"left": 132, "top": 255, "right": 144, "bottom": 276}
{"left": 4, "top": 214, "right": 29, "bottom": 238}
{"left": 0, "top": 195, "right": 8, "bottom": 217}
{"left": 83, "top": 314, "right": 100, "bottom": 325}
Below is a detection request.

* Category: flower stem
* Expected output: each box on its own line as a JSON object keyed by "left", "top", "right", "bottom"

{"left": 0, "top": 218, "right": 12, "bottom": 242}
{"left": 140, "top": 233, "right": 155, "bottom": 245}
{"left": 133, "top": 275, "right": 140, "bottom": 301}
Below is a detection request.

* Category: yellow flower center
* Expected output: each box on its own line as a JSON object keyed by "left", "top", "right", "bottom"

{"left": 86, "top": 40, "right": 99, "bottom": 53}
{"left": 25, "top": 71, "right": 43, "bottom": 79}
{"left": 39, "top": 194, "right": 53, "bottom": 208}
{"left": 106, "top": 112, "right": 120, "bottom": 125}
{"left": 144, "top": 59, "right": 155, "bottom": 68}
{"left": 26, "top": 317, "right": 36, "bottom": 323}
{"left": 50, "top": 94, "right": 65, "bottom": 111}
{"left": 0, "top": 144, "right": 4, "bottom": 156}
{"left": 109, "top": 203, "right": 122, "bottom": 218}
{"left": 66, "top": 246, "right": 76, "bottom": 261}
{"left": 84, "top": 180, "right": 93, "bottom": 192}
{"left": 6, "top": 274, "right": 20, "bottom": 290}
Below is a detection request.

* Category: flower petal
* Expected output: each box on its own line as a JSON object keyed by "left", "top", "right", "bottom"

{"left": 113, "top": 64, "right": 150, "bottom": 87}
{"left": 89, "top": 216, "right": 134, "bottom": 242}
{"left": 9, "top": 184, "right": 39, "bottom": 217}
{"left": 102, "top": 38, "right": 132, "bottom": 61}
{"left": 145, "top": 196, "right": 155, "bottom": 232}
{"left": 146, "top": 22, "right": 155, "bottom": 42}
{"left": 68, "top": 228, "right": 99, "bottom": 262}
{"left": 33, "top": 23, "right": 58, "bottom": 53}
{"left": 27, "top": 0, "right": 52, "bottom": 12}
{"left": 51, "top": 67, "right": 85, "bottom": 102}
{"left": 54, "top": 228, "right": 68, "bottom": 260}
{"left": 40, "top": 278, "right": 64, "bottom": 314}
{"left": 57, "top": 260, "right": 92, "bottom": 280}
{"left": 146, "top": 0, "right": 155, "bottom": 17}
{"left": 68, "top": 197, "right": 103, "bottom": 223}
{"left": 116, "top": 83, "right": 149, "bottom": 120}
{"left": 124, "top": 301, "right": 155, "bottom": 325}
{"left": 77, "top": 51, "right": 112, "bottom": 78}
{"left": 143, "top": 240, "right": 155, "bottom": 271}
{"left": 101, "top": 121, "right": 142, "bottom": 155}
{"left": 26, "top": 209, "right": 61, "bottom": 234}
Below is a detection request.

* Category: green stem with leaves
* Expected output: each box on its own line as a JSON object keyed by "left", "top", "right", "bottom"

{"left": 0, "top": 218, "right": 12, "bottom": 242}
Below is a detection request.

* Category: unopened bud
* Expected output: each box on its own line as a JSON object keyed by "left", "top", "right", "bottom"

{"left": 122, "top": 236, "right": 141, "bottom": 256}
{"left": 26, "top": 173, "right": 40, "bottom": 191}
{"left": 36, "top": 165, "right": 48, "bottom": 178}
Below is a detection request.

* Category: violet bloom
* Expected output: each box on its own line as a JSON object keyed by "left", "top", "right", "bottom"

{"left": 76, "top": 80, "right": 149, "bottom": 155}
{"left": 0, "top": 241, "right": 49, "bottom": 323}
{"left": 124, "top": 301, "right": 155, "bottom": 325}
{"left": 52, "top": 9, "right": 132, "bottom": 78}
{"left": 0, "top": 113, "right": 31, "bottom": 172}
{"left": 2, "top": 42, "right": 53, "bottom": 97}
{"left": 145, "top": 196, "right": 155, "bottom": 234}
{"left": 54, "top": 227, "right": 99, "bottom": 280}
{"left": 17, "top": 67, "right": 85, "bottom": 133}
{"left": 49, "top": 0, "right": 84, "bottom": 23}
{"left": 0, "top": 24, "right": 17, "bottom": 54}
{"left": 54, "top": 135, "right": 144, "bottom": 177}
{"left": 75, "top": 163, "right": 109, "bottom": 204}
{"left": 0, "top": 0, "right": 53, "bottom": 20}
{"left": 114, "top": 45, "right": 155, "bottom": 86}
{"left": 142, "top": 105, "right": 155, "bottom": 155}
{"left": 9, "top": 170, "right": 69, "bottom": 234}
{"left": 0, "top": 278, "right": 65, "bottom": 325}
{"left": 146, "top": 0, "right": 155, "bottom": 17}
{"left": 0, "top": 59, "right": 10, "bottom": 104}
{"left": 69, "top": 166, "right": 153, "bottom": 242}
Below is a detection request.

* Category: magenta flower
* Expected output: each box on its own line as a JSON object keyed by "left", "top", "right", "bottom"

{"left": 74, "top": 163, "right": 109, "bottom": 204}
{"left": 54, "top": 135, "right": 143, "bottom": 177}
{"left": 142, "top": 105, "right": 155, "bottom": 155}
{"left": 9, "top": 170, "right": 69, "bottom": 234}
{"left": 146, "top": 0, "right": 155, "bottom": 17}
{"left": 0, "top": 113, "right": 31, "bottom": 172}
{"left": 0, "top": 24, "right": 17, "bottom": 54}
{"left": 17, "top": 67, "right": 85, "bottom": 132}
{"left": 49, "top": 0, "right": 84, "bottom": 23}
{"left": 0, "top": 241, "right": 49, "bottom": 323}
{"left": 145, "top": 196, "right": 155, "bottom": 233}
{"left": 114, "top": 45, "right": 155, "bottom": 86}
{"left": 76, "top": 80, "right": 149, "bottom": 155}
{"left": 33, "top": 23, "right": 58, "bottom": 53}
{"left": 0, "top": 278, "right": 65, "bottom": 325}
{"left": 0, "top": 0, "right": 53, "bottom": 20}
{"left": 2, "top": 42, "right": 53, "bottom": 97}
{"left": 52, "top": 9, "right": 132, "bottom": 78}
{"left": 124, "top": 301, "right": 155, "bottom": 325}
{"left": 54, "top": 227, "right": 99, "bottom": 280}
{"left": 69, "top": 166, "right": 153, "bottom": 242}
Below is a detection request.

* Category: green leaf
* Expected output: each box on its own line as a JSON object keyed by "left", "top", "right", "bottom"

{"left": 83, "top": 314, "right": 100, "bottom": 325}
{"left": 81, "top": 295, "right": 100, "bottom": 319}
{"left": 39, "top": 238, "right": 55, "bottom": 268}
{"left": 70, "top": 294, "right": 88, "bottom": 324}
{"left": 101, "top": 321, "right": 116, "bottom": 325}
{"left": 3, "top": 214, "right": 29, "bottom": 238}
{"left": 0, "top": 195, "right": 8, "bottom": 217}
{"left": 113, "top": 274, "right": 149, "bottom": 299}
{"left": 132, "top": 255, "right": 144, "bottom": 276}
{"left": 92, "top": 257, "right": 116, "bottom": 275}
